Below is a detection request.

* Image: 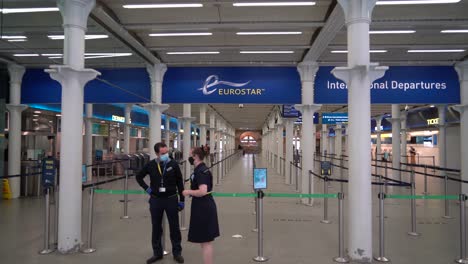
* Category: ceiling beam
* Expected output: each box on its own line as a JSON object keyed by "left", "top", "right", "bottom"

{"left": 149, "top": 45, "right": 311, "bottom": 51}
{"left": 302, "top": 4, "right": 344, "bottom": 62}
{"left": 90, "top": 3, "right": 161, "bottom": 65}
{"left": 124, "top": 21, "right": 325, "bottom": 31}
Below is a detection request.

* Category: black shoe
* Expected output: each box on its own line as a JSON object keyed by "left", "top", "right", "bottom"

{"left": 174, "top": 255, "right": 185, "bottom": 263}
{"left": 146, "top": 255, "right": 163, "bottom": 264}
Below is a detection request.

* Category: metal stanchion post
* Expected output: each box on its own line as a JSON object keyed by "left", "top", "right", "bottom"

{"left": 374, "top": 193, "right": 390, "bottom": 262}
{"left": 82, "top": 187, "right": 96, "bottom": 253}
{"left": 36, "top": 168, "right": 41, "bottom": 197}
{"left": 295, "top": 166, "right": 299, "bottom": 192}
{"left": 253, "top": 191, "right": 268, "bottom": 262}
{"left": 162, "top": 214, "right": 169, "bottom": 255}
{"left": 308, "top": 171, "right": 312, "bottom": 205}
{"left": 340, "top": 158, "right": 344, "bottom": 194}
{"left": 321, "top": 177, "right": 332, "bottom": 224}
{"left": 54, "top": 185, "right": 59, "bottom": 248}
{"left": 423, "top": 165, "right": 429, "bottom": 195}
{"left": 456, "top": 194, "right": 468, "bottom": 264}
{"left": 216, "top": 163, "right": 220, "bottom": 186}
{"left": 39, "top": 187, "right": 55, "bottom": 254}
{"left": 289, "top": 162, "right": 292, "bottom": 185}
{"left": 333, "top": 193, "right": 349, "bottom": 263}
{"left": 408, "top": 170, "right": 420, "bottom": 236}
{"left": 25, "top": 167, "right": 29, "bottom": 197}
{"left": 384, "top": 162, "right": 388, "bottom": 194}
{"left": 121, "top": 170, "right": 130, "bottom": 219}
{"left": 252, "top": 196, "right": 258, "bottom": 232}
{"left": 443, "top": 171, "right": 453, "bottom": 218}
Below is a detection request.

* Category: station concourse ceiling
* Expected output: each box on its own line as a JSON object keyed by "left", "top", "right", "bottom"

{"left": 1, "top": 0, "right": 467, "bottom": 130}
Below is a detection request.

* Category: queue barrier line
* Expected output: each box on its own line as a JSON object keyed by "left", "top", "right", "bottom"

{"left": 385, "top": 194, "right": 459, "bottom": 200}
{"left": 92, "top": 189, "right": 338, "bottom": 199}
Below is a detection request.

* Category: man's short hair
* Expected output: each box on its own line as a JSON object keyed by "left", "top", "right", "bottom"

{"left": 154, "top": 142, "right": 167, "bottom": 154}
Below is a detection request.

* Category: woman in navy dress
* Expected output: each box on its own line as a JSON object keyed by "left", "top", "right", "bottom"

{"left": 182, "top": 147, "right": 220, "bottom": 264}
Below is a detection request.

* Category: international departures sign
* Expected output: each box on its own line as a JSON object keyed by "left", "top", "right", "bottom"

{"left": 20, "top": 66, "right": 459, "bottom": 105}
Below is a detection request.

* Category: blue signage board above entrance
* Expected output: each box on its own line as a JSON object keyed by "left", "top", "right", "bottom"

{"left": 282, "top": 104, "right": 301, "bottom": 118}
{"left": 314, "top": 66, "right": 460, "bottom": 104}
{"left": 322, "top": 112, "right": 348, "bottom": 124}
{"left": 162, "top": 67, "right": 301, "bottom": 104}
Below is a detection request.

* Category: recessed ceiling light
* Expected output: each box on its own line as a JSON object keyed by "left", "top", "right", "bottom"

{"left": 84, "top": 53, "right": 133, "bottom": 59}
{"left": 56, "top": 114, "right": 61, "bottom": 117}
{"left": 430, "top": 105, "right": 435, "bottom": 107}
{"left": 13, "top": 53, "right": 39, "bottom": 57}
{"left": 376, "top": 0, "right": 460, "bottom": 5}
{"left": 233, "top": 2, "right": 316, "bottom": 7}
{"left": 0, "top": 7, "right": 59, "bottom": 14}
{"left": 441, "top": 29, "right": 468, "bottom": 33}
{"left": 149, "top": 32, "right": 212, "bottom": 37}
{"left": 34, "top": 111, "right": 41, "bottom": 113}
{"left": 1, "top": 35, "right": 27, "bottom": 39}
{"left": 407, "top": 49, "right": 465, "bottom": 53}
{"left": 100, "top": 121, "right": 106, "bottom": 123}
{"left": 33, "top": 114, "right": 39, "bottom": 117}
{"left": 48, "top": 34, "right": 109, "bottom": 40}
{"left": 236, "top": 31, "right": 302, "bottom": 35}
{"left": 7, "top": 39, "right": 27, "bottom": 42}
{"left": 370, "top": 30, "right": 416, "bottom": 34}
{"left": 240, "top": 51, "right": 294, "bottom": 54}
{"left": 32, "top": 119, "right": 38, "bottom": 122}
{"left": 42, "top": 53, "right": 63, "bottom": 56}
{"left": 166, "top": 51, "right": 220, "bottom": 55}
{"left": 123, "top": 4, "right": 203, "bottom": 8}
{"left": 331, "top": 50, "right": 387, "bottom": 53}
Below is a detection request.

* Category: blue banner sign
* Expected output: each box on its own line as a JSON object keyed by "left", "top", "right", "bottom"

{"left": 322, "top": 112, "right": 348, "bottom": 124}
{"left": 22, "top": 68, "right": 151, "bottom": 104}
{"left": 162, "top": 67, "right": 301, "bottom": 104}
{"left": 42, "top": 157, "right": 56, "bottom": 188}
{"left": 282, "top": 105, "right": 301, "bottom": 118}
{"left": 315, "top": 66, "right": 460, "bottom": 104}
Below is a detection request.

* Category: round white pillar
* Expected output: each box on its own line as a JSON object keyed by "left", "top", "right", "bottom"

{"left": 285, "top": 118, "right": 295, "bottom": 184}
{"left": 85, "top": 104, "right": 93, "bottom": 181}
{"left": 454, "top": 61, "right": 468, "bottom": 195}
{"left": 124, "top": 104, "right": 131, "bottom": 154}
{"left": 391, "top": 104, "right": 402, "bottom": 180}
{"left": 438, "top": 105, "right": 447, "bottom": 171}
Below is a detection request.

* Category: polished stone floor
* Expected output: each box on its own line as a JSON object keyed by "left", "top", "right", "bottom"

{"left": 0, "top": 153, "right": 463, "bottom": 263}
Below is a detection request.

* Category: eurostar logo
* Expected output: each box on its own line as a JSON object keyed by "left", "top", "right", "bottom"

{"left": 198, "top": 75, "right": 251, "bottom": 95}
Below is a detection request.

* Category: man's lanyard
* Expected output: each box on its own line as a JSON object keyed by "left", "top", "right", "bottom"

{"left": 157, "top": 162, "right": 167, "bottom": 186}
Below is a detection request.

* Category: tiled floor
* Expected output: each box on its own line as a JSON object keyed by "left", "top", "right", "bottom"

{"left": 0, "top": 153, "right": 463, "bottom": 263}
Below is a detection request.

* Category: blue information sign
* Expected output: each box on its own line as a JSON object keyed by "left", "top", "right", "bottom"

{"left": 315, "top": 66, "right": 460, "bottom": 104}
{"left": 322, "top": 112, "right": 348, "bottom": 124}
{"left": 253, "top": 168, "right": 267, "bottom": 190}
{"left": 163, "top": 67, "right": 301, "bottom": 104}
{"left": 41, "top": 157, "right": 56, "bottom": 188}
{"left": 282, "top": 105, "right": 301, "bottom": 118}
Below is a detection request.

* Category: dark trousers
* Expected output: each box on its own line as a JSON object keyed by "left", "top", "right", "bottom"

{"left": 149, "top": 196, "right": 182, "bottom": 257}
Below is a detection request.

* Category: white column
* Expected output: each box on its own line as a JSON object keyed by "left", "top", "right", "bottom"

{"left": 85, "top": 104, "right": 93, "bottom": 181}
{"left": 199, "top": 105, "right": 208, "bottom": 146}
{"left": 146, "top": 64, "right": 168, "bottom": 160}
{"left": 455, "top": 61, "right": 468, "bottom": 195}
{"left": 124, "top": 104, "right": 131, "bottom": 154}
{"left": 390, "top": 104, "right": 402, "bottom": 180}
{"left": 209, "top": 113, "right": 216, "bottom": 155}
{"left": 438, "top": 105, "right": 447, "bottom": 170}
{"left": 176, "top": 119, "right": 181, "bottom": 150}
{"left": 6, "top": 64, "right": 27, "bottom": 199}
{"left": 333, "top": 1, "right": 387, "bottom": 261}
{"left": 181, "top": 104, "right": 195, "bottom": 178}
{"left": 165, "top": 115, "right": 170, "bottom": 148}
{"left": 375, "top": 116, "right": 383, "bottom": 158}
{"left": 295, "top": 62, "right": 321, "bottom": 205}
{"left": 321, "top": 124, "right": 328, "bottom": 158}
{"left": 335, "top": 125, "right": 343, "bottom": 159}
{"left": 401, "top": 111, "right": 408, "bottom": 166}
{"left": 284, "top": 118, "right": 295, "bottom": 184}
{"left": 45, "top": 0, "right": 99, "bottom": 253}
{"left": 276, "top": 122, "right": 284, "bottom": 174}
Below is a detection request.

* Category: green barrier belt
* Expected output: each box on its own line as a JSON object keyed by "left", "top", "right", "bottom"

{"left": 93, "top": 189, "right": 337, "bottom": 198}
{"left": 386, "top": 194, "right": 459, "bottom": 200}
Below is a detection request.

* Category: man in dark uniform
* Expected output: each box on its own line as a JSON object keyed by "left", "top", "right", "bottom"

{"left": 136, "top": 142, "right": 185, "bottom": 264}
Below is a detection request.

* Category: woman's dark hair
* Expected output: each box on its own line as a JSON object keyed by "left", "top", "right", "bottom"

{"left": 192, "top": 147, "right": 206, "bottom": 160}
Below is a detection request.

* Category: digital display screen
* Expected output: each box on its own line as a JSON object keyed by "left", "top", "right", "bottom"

{"left": 253, "top": 168, "right": 267, "bottom": 190}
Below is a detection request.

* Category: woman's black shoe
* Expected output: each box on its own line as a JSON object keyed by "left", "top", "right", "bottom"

{"left": 174, "top": 255, "right": 185, "bottom": 263}
{"left": 146, "top": 255, "right": 163, "bottom": 264}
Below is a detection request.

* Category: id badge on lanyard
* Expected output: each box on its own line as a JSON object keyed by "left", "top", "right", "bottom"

{"left": 157, "top": 162, "right": 167, "bottom": 192}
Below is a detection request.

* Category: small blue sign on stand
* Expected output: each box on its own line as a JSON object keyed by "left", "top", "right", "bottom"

{"left": 322, "top": 113, "right": 348, "bottom": 124}
{"left": 253, "top": 168, "right": 268, "bottom": 190}
{"left": 41, "top": 157, "right": 56, "bottom": 188}
{"left": 321, "top": 161, "right": 332, "bottom": 176}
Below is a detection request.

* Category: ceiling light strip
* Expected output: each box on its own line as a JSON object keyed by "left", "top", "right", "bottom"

{"left": 167, "top": 51, "right": 220, "bottom": 55}
{"left": 369, "top": 30, "right": 415, "bottom": 34}
{"left": 233, "top": 2, "right": 316, "bottom": 7}
{"left": 331, "top": 50, "right": 387, "bottom": 53}
{"left": 123, "top": 4, "right": 203, "bottom": 8}
{"left": 240, "top": 51, "right": 294, "bottom": 54}
{"left": 441, "top": 29, "right": 468, "bottom": 33}
{"left": 0, "top": 7, "right": 59, "bottom": 14}
{"left": 149, "top": 32, "right": 212, "bottom": 37}
{"left": 236, "top": 31, "right": 302, "bottom": 35}
{"left": 407, "top": 49, "right": 465, "bottom": 53}
{"left": 376, "top": 0, "right": 460, "bottom": 5}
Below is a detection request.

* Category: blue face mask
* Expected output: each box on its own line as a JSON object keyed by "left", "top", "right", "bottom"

{"left": 160, "top": 153, "right": 169, "bottom": 163}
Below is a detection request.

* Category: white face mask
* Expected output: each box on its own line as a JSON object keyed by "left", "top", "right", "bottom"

{"left": 160, "top": 153, "right": 169, "bottom": 163}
